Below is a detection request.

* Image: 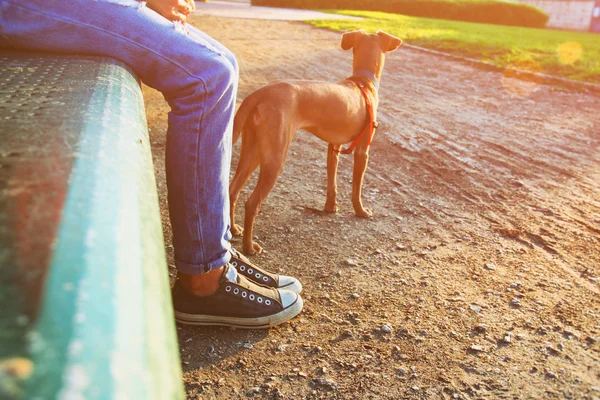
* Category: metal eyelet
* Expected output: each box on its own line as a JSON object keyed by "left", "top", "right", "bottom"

{"left": 242, "top": 291, "right": 247, "bottom": 298}
{"left": 234, "top": 288, "right": 240, "bottom": 295}
{"left": 225, "top": 286, "right": 232, "bottom": 292}
{"left": 255, "top": 273, "right": 261, "bottom": 279}
{"left": 265, "top": 300, "right": 271, "bottom": 306}
{"left": 248, "top": 268, "right": 254, "bottom": 274}
{"left": 262, "top": 276, "right": 269, "bottom": 282}
{"left": 249, "top": 294, "right": 255, "bottom": 301}
{"left": 257, "top": 297, "right": 263, "bottom": 303}
{"left": 231, "top": 261, "right": 238, "bottom": 267}
{"left": 239, "top": 265, "right": 246, "bottom": 272}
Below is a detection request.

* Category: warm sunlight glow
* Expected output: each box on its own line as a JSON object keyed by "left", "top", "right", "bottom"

{"left": 557, "top": 41, "right": 583, "bottom": 65}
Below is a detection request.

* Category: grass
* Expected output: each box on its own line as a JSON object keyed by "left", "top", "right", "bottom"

{"left": 252, "top": 0, "right": 549, "bottom": 28}
{"left": 308, "top": 10, "right": 600, "bottom": 84}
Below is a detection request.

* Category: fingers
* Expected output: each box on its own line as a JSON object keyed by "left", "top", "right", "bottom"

{"left": 170, "top": 0, "right": 193, "bottom": 22}
{"left": 177, "top": 0, "right": 192, "bottom": 15}
{"left": 170, "top": 10, "right": 187, "bottom": 22}
{"left": 145, "top": 0, "right": 194, "bottom": 22}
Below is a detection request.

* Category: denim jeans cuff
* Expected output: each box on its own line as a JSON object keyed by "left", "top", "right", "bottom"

{"left": 175, "top": 251, "right": 232, "bottom": 275}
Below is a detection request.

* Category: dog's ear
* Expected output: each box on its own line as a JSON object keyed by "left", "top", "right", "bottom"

{"left": 376, "top": 31, "right": 402, "bottom": 52}
{"left": 341, "top": 30, "right": 365, "bottom": 50}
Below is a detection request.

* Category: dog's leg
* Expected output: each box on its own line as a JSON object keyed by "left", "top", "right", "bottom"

{"left": 324, "top": 143, "right": 340, "bottom": 213}
{"left": 351, "top": 144, "right": 372, "bottom": 218}
{"left": 243, "top": 156, "right": 286, "bottom": 255}
{"left": 229, "top": 137, "right": 260, "bottom": 237}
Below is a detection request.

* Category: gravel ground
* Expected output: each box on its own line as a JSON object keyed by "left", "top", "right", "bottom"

{"left": 142, "top": 15, "right": 600, "bottom": 400}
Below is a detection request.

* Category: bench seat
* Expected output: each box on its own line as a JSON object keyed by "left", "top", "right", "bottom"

{"left": 0, "top": 51, "right": 183, "bottom": 399}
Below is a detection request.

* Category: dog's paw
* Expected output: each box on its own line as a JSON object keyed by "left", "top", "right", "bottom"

{"left": 252, "top": 242, "right": 263, "bottom": 254}
{"left": 231, "top": 224, "right": 244, "bottom": 236}
{"left": 244, "top": 241, "right": 263, "bottom": 256}
{"left": 355, "top": 208, "right": 373, "bottom": 218}
{"left": 323, "top": 202, "right": 338, "bottom": 213}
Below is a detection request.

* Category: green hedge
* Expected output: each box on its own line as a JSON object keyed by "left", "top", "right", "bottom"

{"left": 251, "top": 0, "right": 549, "bottom": 28}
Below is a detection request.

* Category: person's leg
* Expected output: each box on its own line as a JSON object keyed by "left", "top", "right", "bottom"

{"left": 0, "top": 0, "right": 303, "bottom": 327}
{"left": 0, "top": 0, "right": 235, "bottom": 275}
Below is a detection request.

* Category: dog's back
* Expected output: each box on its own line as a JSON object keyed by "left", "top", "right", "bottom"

{"left": 233, "top": 80, "right": 371, "bottom": 146}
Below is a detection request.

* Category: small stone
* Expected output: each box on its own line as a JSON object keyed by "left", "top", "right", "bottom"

{"left": 475, "top": 324, "right": 487, "bottom": 333}
{"left": 563, "top": 329, "right": 576, "bottom": 339}
{"left": 243, "top": 343, "right": 254, "bottom": 349}
{"left": 546, "top": 343, "right": 560, "bottom": 354}
{"left": 470, "top": 345, "right": 484, "bottom": 352}
{"left": 342, "top": 329, "right": 353, "bottom": 337}
{"left": 412, "top": 386, "right": 420, "bottom": 391}
{"left": 450, "top": 331, "right": 458, "bottom": 337}
{"left": 298, "top": 371, "right": 308, "bottom": 378}
{"left": 381, "top": 324, "right": 393, "bottom": 334}
{"left": 470, "top": 305, "right": 482, "bottom": 313}
{"left": 545, "top": 371, "right": 558, "bottom": 379}
{"left": 591, "top": 386, "right": 600, "bottom": 392}
{"left": 585, "top": 336, "right": 597, "bottom": 345}
{"left": 277, "top": 344, "right": 288, "bottom": 352}
{"left": 351, "top": 293, "right": 360, "bottom": 299}
{"left": 314, "top": 377, "right": 338, "bottom": 389}
{"left": 398, "top": 368, "right": 408, "bottom": 376}
{"left": 248, "top": 387, "right": 261, "bottom": 395}
{"left": 511, "top": 298, "right": 521, "bottom": 307}
{"left": 504, "top": 332, "right": 512, "bottom": 343}
{"left": 485, "top": 263, "right": 496, "bottom": 270}
{"left": 346, "top": 259, "right": 358, "bottom": 266}
{"left": 321, "top": 313, "right": 334, "bottom": 323}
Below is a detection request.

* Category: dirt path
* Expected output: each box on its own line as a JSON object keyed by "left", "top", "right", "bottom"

{"left": 143, "top": 16, "right": 600, "bottom": 399}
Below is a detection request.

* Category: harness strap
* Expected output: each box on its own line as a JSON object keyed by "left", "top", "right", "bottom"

{"left": 338, "top": 79, "right": 378, "bottom": 155}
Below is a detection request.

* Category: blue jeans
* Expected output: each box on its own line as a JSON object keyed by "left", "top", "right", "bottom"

{"left": 0, "top": 0, "right": 237, "bottom": 274}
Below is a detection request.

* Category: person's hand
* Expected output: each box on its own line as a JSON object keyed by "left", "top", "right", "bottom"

{"left": 144, "top": 0, "right": 195, "bottom": 22}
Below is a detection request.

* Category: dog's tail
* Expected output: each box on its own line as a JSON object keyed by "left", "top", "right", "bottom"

{"left": 232, "top": 91, "right": 262, "bottom": 144}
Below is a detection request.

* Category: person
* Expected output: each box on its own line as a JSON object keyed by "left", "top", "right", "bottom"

{"left": 0, "top": 0, "right": 303, "bottom": 328}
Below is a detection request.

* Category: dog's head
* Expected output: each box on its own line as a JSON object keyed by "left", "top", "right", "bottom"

{"left": 341, "top": 30, "right": 402, "bottom": 82}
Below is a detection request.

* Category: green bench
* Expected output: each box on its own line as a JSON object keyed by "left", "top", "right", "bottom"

{"left": 0, "top": 51, "right": 184, "bottom": 399}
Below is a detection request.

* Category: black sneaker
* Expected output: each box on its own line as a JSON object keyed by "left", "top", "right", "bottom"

{"left": 230, "top": 249, "right": 302, "bottom": 293}
{"left": 172, "top": 265, "right": 303, "bottom": 329}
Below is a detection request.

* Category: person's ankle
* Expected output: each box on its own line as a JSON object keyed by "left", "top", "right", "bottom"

{"left": 178, "top": 265, "right": 226, "bottom": 297}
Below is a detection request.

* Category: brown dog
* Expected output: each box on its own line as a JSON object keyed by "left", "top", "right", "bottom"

{"left": 230, "top": 30, "right": 402, "bottom": 255}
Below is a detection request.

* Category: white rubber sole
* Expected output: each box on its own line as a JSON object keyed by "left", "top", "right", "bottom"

{"left": 174, "top": 295, "right": 303, "bottom": 329}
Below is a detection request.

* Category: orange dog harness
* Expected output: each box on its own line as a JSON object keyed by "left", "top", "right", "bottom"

{"left": 338, "top": 77, "right": 378, "bottom": 155}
